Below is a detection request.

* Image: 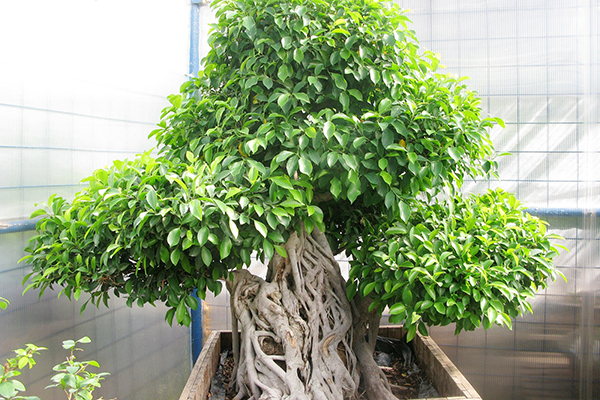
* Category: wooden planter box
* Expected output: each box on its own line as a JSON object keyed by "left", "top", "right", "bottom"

{"left": 179, "top": 326, "right": 481, "bottom": 400}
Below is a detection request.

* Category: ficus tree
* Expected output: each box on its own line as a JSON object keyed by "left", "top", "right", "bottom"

{"left": 21, "top": 0, "right": 564, "bottom": 399}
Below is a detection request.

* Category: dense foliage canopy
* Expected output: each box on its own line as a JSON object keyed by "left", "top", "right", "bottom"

{"left": 22, "top": 0, "right": 562, "bottom": 340}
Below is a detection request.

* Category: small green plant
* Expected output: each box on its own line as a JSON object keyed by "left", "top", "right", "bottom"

{"left": 47, "top": 337, "right": 111, "bottom": 400}
{"left": 0, "top": 332, "right": 111, "bottom": 400}
{"left": 1, "top": 343, "right": 46, "bottom": 400}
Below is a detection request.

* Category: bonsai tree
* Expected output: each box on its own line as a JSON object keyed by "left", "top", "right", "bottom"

{"left": 21, "top": 0, "right": 563, "bottom": 399}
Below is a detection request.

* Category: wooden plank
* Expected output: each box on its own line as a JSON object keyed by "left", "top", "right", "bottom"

{"left": 411, "top": 331, "right": 482, "bottom": 400}
{"left": 178, "top": 330, "right": 222, "bottom": 400}
{"left": 179, "top": 327, "right": 482, "bottom": 400}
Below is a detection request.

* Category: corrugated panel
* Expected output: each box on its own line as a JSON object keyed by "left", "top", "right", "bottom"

{"left": 0, "top": 1, "right": 194, "bottom": 399}
{"left": 397, "top": 1, "right": 600, "bottom": 399}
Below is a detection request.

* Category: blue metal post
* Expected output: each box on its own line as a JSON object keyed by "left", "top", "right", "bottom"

{"left": 189, "top": 0, "right": 203, "bottom": 364}
{"left": 0, "top": 218, "right": 39, "bottom": 234}
{"left": 189, "top": 0, "right": 202, "bottom": 77}
{"left": 526, "top": 207, "right": 600, "bottom": 218}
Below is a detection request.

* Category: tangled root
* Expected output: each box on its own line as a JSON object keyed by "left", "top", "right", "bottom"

{"left": 228, "top": 227, "right": 397, "bottom": 400}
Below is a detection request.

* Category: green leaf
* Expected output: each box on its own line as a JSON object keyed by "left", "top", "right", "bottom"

{"left": 229, "top": 219, "right": 239, "bottom": 239}
{"left": 384, "top": 33, "right": 396, "bottom": 47}
{"left": 406, "top": 324, "right": 417, "bottom": 342}
{"left": 333, "top": 74, "right": 347, "bottom": 90}
{"left": 399, "top": 201, "right": 411, "bottom": 222}
{"left": 327, "top": 152, "right": 339, "bottom": 167}
{"left": 146, "top": 189, "right": 158, "bottom": 209}
{"left": 448, "top": 147, "right": 462, "bottom": 161}
{"left": 0, "top": 381, "right": 16, "bottom": 398}
{"left": 170, "top": 248, "right": 181, "bottom": 265}
{"left": 330, "top": 177, "right": 342, "bottom": 199}
{"left": 299, "top": 157, "right": 313, "bottom": 175}
{"left": 225, "top": 187, "right": 242, "bottom": 200}
{"left": 348, "top": 89, "right": 363, "bottom": 101}
{"left": 369, "top": 68, "right": 380, "bottom": 84}
{"left": 294, "top": 92, "right": 310, "bottom": 103}
{"left": 201, "top": 247, "right": 212, "bottom": 266}
{"left": 353, "top": 136, "right": 367, "bottom": 149}
{"left": 263, "top": 76, "right": 273, "bottom": 89}
{"left": 62, "top": 340, "right": 76, "bottom": 350}
{"left": 271, "top": 175, "right": 294, "bottom": 190}
{"left": 383, "top": 279, "right": 393, "bottom": 293}
{"left": 263, "top": 239, "right": 274, "bottom": 260}
{"left": 378, "top": 98, "right": 392, "bottom": 114}
{"left": 347, "top": 183, "right": 361, "bottom": 203}
{"left": 197, "top": 226, "right": 209, "bottom": 246}
{"left": 346, "top": 281, "right": 357, "bottom": 301}
{"left": 382, "top": 130, "right": 394, "bottom": 149}
{"left": 278, "top": 65, "right": 291, "bottom": 82}
{"left": 389, "top": 303, "right": 406, "bottom": 315}
{"left": 275, "top": 245, "right": 287, "bottom": 258}
{"left": 420, "top": 300, "right": 433, "bottom": 310}
{"left": 18, "top": 357, "right": 28, "bottom": 369}
{"left": 402, "top": 286, "right": 413, "bottom": 305}
{"left": 434, "top": 302, "right": 446, "bottom": 314}
{"left": 190, "top": 199, "right": 202, "bottom": 220}
{"left": 176, "top": 300, "right": 188, "bottom": 325}
{"left": 281, "top": 36, "right": 292, "bottom": 50}
{"left": 341, "top": 154, "right": 358, "bottom": 170}
{"left": 286, "top": 156, "right": 299, "bottom": 175}
{"left": 486, "top": 307, "right": 498, "bottom": 326}
{"left": 220, "top": 236, "right": 233, "bottom": 259}
{"left": 380, "top": 171, "right": 392, "bottom": 185}
{"left": 308, "top": 76, "right": 322, "bottom": 91}
{"left": 242, "top": 16, "right": 255, "bottom": 31}
{"left": 323, "top": 121, "right": 335, "bottom": 140}
{"left": 275, "top": 150, "right": 294, "bottom": 164}
{"left": 305, "top": 126, "right": 317, "bottom": 138}
{"left": 245, "top": 76, "right": 259, "bottom": 89}
{"left": 339, "top": 91, "right": 349, "bottom": 109}
{"left": 363, "top": 282, "right": 376, "bottom": 296}
{"left": 293, "top": 48, "right": 304, "bottom": 63}
{"left": 254, "top": 220, "right": 268, "bottom": 237}
{"left": 277, "top": 93, "right": 291, "bottom": 110}
{"left": 418, "top": 322, "right": 429, "bottom": 336}
{"left": 186, "top": 295, "right": 199, "bottom": 310}
{"left": 167, "top": 228, "right": 181, "bottom": 247}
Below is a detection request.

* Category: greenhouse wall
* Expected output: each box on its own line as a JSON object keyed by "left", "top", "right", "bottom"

{"left": 0, "top": 1, "right": 195, "bottom": 399}
{"left": 396, "top": 1, "right": 600, "bottom": 399}
{"left": 2, "top": 1, "right": 598, "bottom": 400}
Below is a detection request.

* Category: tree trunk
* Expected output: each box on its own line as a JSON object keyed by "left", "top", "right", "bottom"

{"left": 228, "top": 227, "right": 397, "bottom": 400}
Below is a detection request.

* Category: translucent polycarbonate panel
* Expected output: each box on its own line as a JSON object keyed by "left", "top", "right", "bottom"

{"left": 0, "top": 1, "right": 194, "bottom": 399}
{"left": 396, "top": 0, "right": 599, "bottom": 399}
{"left": 0, "top": 232, "right": 190, "bottom": 400}
{"left": 0, "top": 0, "right": 190, "bottom": 222}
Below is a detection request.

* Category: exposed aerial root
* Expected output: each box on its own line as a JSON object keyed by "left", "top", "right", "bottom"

{"left": 228, "top": 227, "right": 396, "bottom": 400}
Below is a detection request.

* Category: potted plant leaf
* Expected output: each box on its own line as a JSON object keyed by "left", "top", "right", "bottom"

{"left": 20, "top": 0, "right": 564, "bottom": 399}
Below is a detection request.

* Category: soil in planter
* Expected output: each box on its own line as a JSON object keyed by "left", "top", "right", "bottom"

{"left": 210, "top": 338, "right": 439, "bottom": 400}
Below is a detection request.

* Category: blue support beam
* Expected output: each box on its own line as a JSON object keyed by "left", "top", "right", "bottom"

{"left": 0, "top": 218, "right": 39, "bottom": 235}
{"left": 189, "top": 0, "right": 203, "bottom": 364}
{"left": 526, "top": 207, "right": 600, "bottom": 218}
{"left": 189, "top": 0, "right": 202, "bottom": 77}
